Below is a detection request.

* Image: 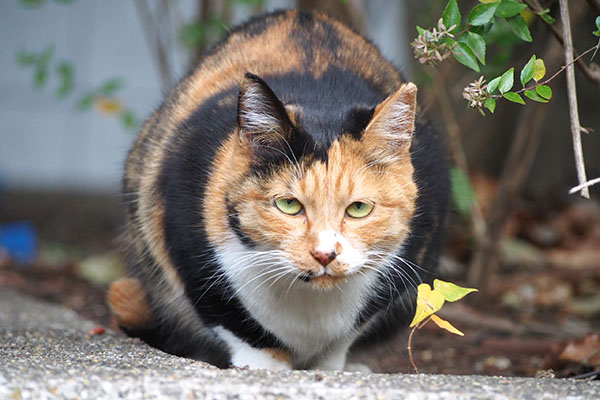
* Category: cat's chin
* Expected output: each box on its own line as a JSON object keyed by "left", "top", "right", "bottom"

{"left": 303, "top": 274, "right": 348, "bottom": 291}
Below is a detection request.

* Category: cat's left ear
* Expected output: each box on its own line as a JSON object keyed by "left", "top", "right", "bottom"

{"left": 363, "top": 82, "right": 417, "bottom": 156}
{"left": 237, "top": 72, "right": 294, "bottom": 155}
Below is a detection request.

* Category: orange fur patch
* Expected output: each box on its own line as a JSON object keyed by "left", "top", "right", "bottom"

{"left": 262, "top": 348, "right": 292, "bottom": 365}
{"left": 108, "top": 278, "right": 152, "bottom": 329}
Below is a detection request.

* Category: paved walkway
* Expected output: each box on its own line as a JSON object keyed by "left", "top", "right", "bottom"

{"left": 1, "top": 289, "right": 598, "bottom": 399}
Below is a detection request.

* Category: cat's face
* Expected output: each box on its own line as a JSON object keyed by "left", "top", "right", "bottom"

{"left": 231, "top": 136, "right": 416, "bottom": 290}
{"left": 213, "top": 73, "right": 418, "bottom": 290}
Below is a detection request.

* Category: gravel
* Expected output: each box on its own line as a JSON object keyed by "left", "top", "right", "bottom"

{"left": 1, "top": 289, "right": 598, "bottom": 399}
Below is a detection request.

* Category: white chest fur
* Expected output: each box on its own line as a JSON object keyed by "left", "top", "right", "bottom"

{"left": 216, "top": 238, "right": 378, "bottom": 362}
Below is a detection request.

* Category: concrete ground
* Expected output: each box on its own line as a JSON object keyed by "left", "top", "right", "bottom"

{"left": 1, "top": 288, "right": 598, "bottom": 400}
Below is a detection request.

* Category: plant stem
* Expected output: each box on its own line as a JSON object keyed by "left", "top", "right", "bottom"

{"left": 407, "top": 325, "right": 419, "bottom": 374}
{"left": 134, "top": 0, "right": 173, "bottom": 91}
{"left": 559, "top": 0, "right": 590, "bottom": 198}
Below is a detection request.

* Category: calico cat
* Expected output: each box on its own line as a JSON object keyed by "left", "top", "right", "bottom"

{"left": 108, "top": 9, "right": 449, "bottom": 371}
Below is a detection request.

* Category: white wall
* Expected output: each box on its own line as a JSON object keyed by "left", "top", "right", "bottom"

{"left": 0, "top": 0, "right": 406, "bottom": 193}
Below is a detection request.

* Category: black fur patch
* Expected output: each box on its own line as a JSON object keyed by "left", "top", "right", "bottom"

{"left": 226, "top": 198, "right": 256, "bottom": 248}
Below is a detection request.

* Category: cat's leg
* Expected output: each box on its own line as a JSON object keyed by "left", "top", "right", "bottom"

{"left": 108, "top": 278, "right": 231, "bottom": 368}
{"left": 310, "top": 338, "right": 372, "bottom": 372}
{"left": 311, "top": 337, "right": 354, "bottom": 371}
{"left": 212, "top": 326, "right": 292, "bottom": 371}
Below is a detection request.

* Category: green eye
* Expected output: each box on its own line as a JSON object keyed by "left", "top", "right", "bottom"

{"left": 345, "top": 202, "right": 374, "bottom": 218}
{"left": 274, "top": 197, "right": 304, "bottom": 215}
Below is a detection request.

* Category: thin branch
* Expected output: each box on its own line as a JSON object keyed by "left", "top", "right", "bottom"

{"left": 490, "top": 42, "right": 600, "bottom": 99}
{"left": 523, "top": 0, "right": 600, "bottom": 85}
{"left": 134, "top": 0, "right": 173, "bottom": 91}
{"left": 559, "top": 0, "right": 590, "bottom": 199}
{"left": 431, "top": 68, "right": 488, "bottom": 241}
{"left": 569, "top": 177, "right": 600, "bottom": 194}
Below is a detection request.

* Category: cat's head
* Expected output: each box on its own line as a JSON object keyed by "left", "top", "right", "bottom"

{"left": 221, "top": 73, "right": 418, "bottom": 290}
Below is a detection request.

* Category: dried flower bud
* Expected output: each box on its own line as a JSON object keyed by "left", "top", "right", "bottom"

{"left": 411, "top": 19, "right": 456, "bottom": 66}
{"left": 463, "top": 76, "right": 490, "bottom": 111}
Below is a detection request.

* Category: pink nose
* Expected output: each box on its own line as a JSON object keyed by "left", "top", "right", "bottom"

{"left": 311, "top": 250, "right": 336, "bottom": 267}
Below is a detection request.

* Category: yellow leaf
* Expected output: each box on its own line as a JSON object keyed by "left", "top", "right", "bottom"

{"left": 95, "top": 97, "right": 122, "bottom": 115}
{"left": 533, "top": 59, "right": 546, "bottom": 82}
{"left": 430, "top": 314, "right": 464, "bottom": 336}
{"left": 410, "top": 283, "right": 445, "bottom": 327}
{"left": 433, "top": 279, "right": 478, "bottom": 302}
{"left": 478, "top": 0, "right": 497, "bottom": 3}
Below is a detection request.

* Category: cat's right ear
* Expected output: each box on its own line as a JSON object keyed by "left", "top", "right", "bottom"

{"left": 237, "top": 72, "right": 294, "bottom": 156}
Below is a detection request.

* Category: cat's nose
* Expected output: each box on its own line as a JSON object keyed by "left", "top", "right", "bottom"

{"left": 311, "top": 250, "right": 336, "bottom": 267}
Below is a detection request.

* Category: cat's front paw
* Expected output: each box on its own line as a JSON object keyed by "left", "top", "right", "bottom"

{"left": 344, "top": 362, "right": 372, "bottom": 373}
{"left": 232, "top": 347, "right": 292, "bottom": 371}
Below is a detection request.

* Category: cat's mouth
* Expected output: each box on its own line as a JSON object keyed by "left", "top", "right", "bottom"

{"left": 300, "top": 271, "right": 348, "bottom": 289}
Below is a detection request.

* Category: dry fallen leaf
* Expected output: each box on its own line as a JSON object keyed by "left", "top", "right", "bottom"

{"left": 559, "top": 334, "right": 600, "bottom": 366}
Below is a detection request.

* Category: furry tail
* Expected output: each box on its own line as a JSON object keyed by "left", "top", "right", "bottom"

{"left": 108, "top": 278, "right": 231, "bottom": 368}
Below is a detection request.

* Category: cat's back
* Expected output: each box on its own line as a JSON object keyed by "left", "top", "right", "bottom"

{"left": 128, "top": 9, "right": 403, "bottom": 168}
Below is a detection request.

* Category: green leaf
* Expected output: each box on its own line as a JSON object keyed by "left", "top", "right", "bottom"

{"left": 55, "top": 61, "right": 74, "bottom": 97}
{"left": 433, "top": 279, "right": 478, "bottom": 302}
{"left": 484, "top": 97, "right": 497, "bottom": 113}
{"left": 503, "top": 91, "right": 526, "bottom": 104}
{"left": 442, "top": 0, "right": 461, "bottom": 33}
{"left": 120, "top": 109, "right": 139, "bottom": 130}
{"left": 179, "top": 22, "right": 205, "bottom": 51}
{"left": 507, "top": 14, "right": 532, "bottom": 42}
{"left": 38, "top": 46, "right": 54, "bottom": 67}
{"left": 594, "top": 16, "right": 600, "bottom": 36}
{"left": 536, "top": 84, "right": 552, "bottom": 99}
{"left": 487, "top": 76, "right": 501, "bottom": 93}
{"left": 520, "top": 54, "right": 536, "bottom": 86}
{"left": 34, "top": 68, "right": 48, "bottom": 88}
{"left": 76, "top": 93, "right": 95, "bottom": 111}
{"left": 538, "top": 8, "right": 556, "bottom": 24}
{"left": 495, "top": 0, "right": 527, "bottom": 18}
{"left": 100, "top": 78, "right": 122, "bottom": 95}
{"left": 16, "top": 50, "right": 38, "bottom": 66}
{"left": 20, "top": 0, "right": 44, "bottom": 7}
{"left": 524, "top": 89, "right": 548, "bottom": 103}
{"left": 416, "top": 25, "right": 426, "bottom": 36}
{"left": 469, "top": 2, "right": 500, "bottom": 26}
{"left": 450, "top": 167, "right": 477, "bottom": 217}
{"left": 466, "top": 32, "right": 486, "bottom": 64}
{"left": 498, "top": 67, "right": 514, "bottom": 93}
{"left": 452, "top": 42, "right": 480, "bottom": 72}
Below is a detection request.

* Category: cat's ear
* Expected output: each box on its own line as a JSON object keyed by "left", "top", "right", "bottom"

{"left": 237, "top": 72, "right": 294, "bottom": 154}
{"left": 363, "top": 82, "right": 417, "bottom": 157}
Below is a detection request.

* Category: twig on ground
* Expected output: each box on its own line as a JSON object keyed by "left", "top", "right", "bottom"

{"left": 559, "top": 0, "right": 590, "bottom": 199}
